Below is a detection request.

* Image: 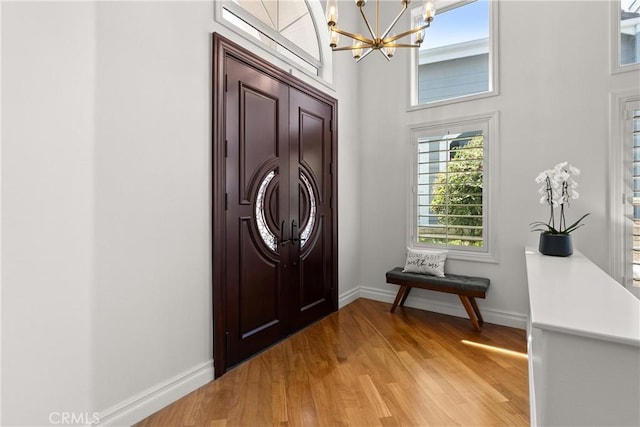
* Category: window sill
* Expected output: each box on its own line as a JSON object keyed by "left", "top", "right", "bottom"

{"left": 407, "top": 89, "right": 499, "bottom": 112}
{"left": 610, "top": 62, "right": 640, "bottom": 76}
{"left": 412, "top": 244, "right": 498, "bottom": 264}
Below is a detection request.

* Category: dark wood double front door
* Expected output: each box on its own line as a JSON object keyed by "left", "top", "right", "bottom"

{"left": 213, "top": 34, "right": 338, "bottom": 376}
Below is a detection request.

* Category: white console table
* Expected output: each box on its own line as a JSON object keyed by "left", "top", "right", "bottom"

{"left": 525, "top": 247, "right": 640, "bottom": 427}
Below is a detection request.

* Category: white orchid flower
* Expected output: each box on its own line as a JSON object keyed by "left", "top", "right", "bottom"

{"left": 556, "top": 171, "right": 570, "bottom": 182}
{"left": 533, "top": 162, "right": 587, "bottom": 235}
{"left": 535, "top": 172, "right": 547, "bottom": 184}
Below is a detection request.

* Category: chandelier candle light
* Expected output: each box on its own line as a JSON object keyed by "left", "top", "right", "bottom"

{"left": 326, "top": 0, "right": 437, "bottom": 62}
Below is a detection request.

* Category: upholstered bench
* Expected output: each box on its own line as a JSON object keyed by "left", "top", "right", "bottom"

{"left": 385, "top": 267, "right": 490, "bottom": 331}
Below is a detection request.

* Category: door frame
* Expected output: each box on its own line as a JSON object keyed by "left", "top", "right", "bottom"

{"left": 212, "top": 33, "right": 338, "bottom": 378}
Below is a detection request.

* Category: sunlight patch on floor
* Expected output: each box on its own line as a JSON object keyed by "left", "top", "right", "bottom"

{"left": 461, "top": 339, "right": 528, "bottom": 360}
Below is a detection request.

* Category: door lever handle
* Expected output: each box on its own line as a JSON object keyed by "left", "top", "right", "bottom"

{"left": 279, "top": 220, "right": 290, "bottom": 246}
{"left": 291, "top": 220, "right": 299, "bottom": 244}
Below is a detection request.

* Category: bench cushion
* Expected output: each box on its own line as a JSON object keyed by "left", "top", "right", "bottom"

{"left": 386, "top": 267, "right": 490, "bottom": 297}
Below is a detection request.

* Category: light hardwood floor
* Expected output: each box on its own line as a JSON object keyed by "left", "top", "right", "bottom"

{"left": 136, "top": 298, "right": 529, "bottom": 426}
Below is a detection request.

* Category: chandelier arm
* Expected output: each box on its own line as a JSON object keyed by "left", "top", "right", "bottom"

{"left": 383, "top": 43, "right": 421, "bottom": 48}
{"left": 330, "top": 27, "right": 375, "bottom": 45}
{"left": 355, "top": 48, "right": 375, "bottom": 62}
{"left": 332, "top": 45, "right": 374, "bottom": 52}
{"left": 378, "top": 48, "right": 392, "bottom": 62}
{"left": 383, "top": 22, "right": 431, "bottom": 44}
{"left": 359, "top": 6, "right": 377, "bottom": 42}
{"left": 380, "top": 2, "right": 409, "bottom": 41}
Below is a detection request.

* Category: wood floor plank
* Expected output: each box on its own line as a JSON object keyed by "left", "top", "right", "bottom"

{"left": 136, "top": 298, "right": 529, "bottom": 426}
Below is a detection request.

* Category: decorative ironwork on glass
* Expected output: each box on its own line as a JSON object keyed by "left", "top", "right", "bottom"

{"left": 256, "top": 170, "right": 277, "bottom": 251}
{"left": 220, "top": 0, "right": 321, "bottom": 75}
{"left": 300, "top": 172, "right": 317, "bottom": 248}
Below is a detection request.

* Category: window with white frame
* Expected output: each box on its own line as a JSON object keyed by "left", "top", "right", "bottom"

{"left": 621, "top": 0, "right": 640, "bottom": 66}
{"left": 612, "top": 0, "right": 640, "bottom": 73}
{"left": 411, "top": 0, "right": 497, "bottom": 106}
{"left": 409, "top": 113, "right": 498, "bottom": 261}
{"left": 610, "top": 93, "right": 640, "bottom": 297}
{"left": 216, "top": 0, "right": 331, "bottom": 82}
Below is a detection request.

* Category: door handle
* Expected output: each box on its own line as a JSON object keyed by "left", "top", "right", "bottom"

{"left": 291, "top": 220, "right": 299, "bottom": 244}
{"left": 279, "top": 220, "right": 290, "bottom": 246}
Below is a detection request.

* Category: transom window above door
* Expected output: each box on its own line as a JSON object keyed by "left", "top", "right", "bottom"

{"left": 216, "top": 0, "right": 330, "bottom": 81}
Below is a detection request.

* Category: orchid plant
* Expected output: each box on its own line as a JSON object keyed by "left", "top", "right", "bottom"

{"left": 531, "top": 161, "right": 589, "bottom": 235}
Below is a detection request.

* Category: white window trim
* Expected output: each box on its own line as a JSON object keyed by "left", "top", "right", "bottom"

{"left": 214, "top": 0, "right": 334, "bottom": 86}
{"left": 408, "top": 0, "right": 500, "bottom": 110}
{"left": 407, "top": 111, "right": 500, "bottom": 263}
{"left": 610, "top": 0, "right": 640, "bottom": 75}
{"left": 609, "top": 90, "right": 640, "bottom": 295}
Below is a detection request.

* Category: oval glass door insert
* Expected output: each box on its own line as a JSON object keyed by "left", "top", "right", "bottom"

{"left": 255, "top": 170, "right": 277, "bottom": 252}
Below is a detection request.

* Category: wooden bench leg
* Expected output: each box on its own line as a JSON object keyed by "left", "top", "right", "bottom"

{"left": 469, "top": 296, "right": 484, "bottom": 326}
{"left": 390, "top": 285, "right": 409, "bottom": 313}
{"left": 459, "top": 295, "right": 482, "bottom": 332}
{"left": 399, "top": 286, "right": 412, "bottom": 307}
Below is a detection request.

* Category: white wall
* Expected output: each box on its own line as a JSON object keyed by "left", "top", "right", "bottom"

{"left": 1, "top": 0, "right": 361, "bottom": 425}
{"left": 357, "top": 0, "right": 640, "bottom": 324}
{"left": 92, "top": 0, "right": 215, "bottom": 417}
{"left": 2, "top": 3, "right": 96, "bottom": 425}
{"left": 331, "top": 1, "right": 362, "bottom": 303}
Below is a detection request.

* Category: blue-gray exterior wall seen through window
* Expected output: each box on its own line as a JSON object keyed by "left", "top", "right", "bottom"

{"left": 418, "top": 53, "right": 489, "bottom": 104}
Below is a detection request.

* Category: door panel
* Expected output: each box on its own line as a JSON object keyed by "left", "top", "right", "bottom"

{"left": 240, "top": 85, "right": 280, "bottom": 203}
{"left": 239, "top": 217, "right": 279, "bottom": 337}
{"left": 298, "top": 112, "right": 325, "bottom": 199}
{"left": 300, "top": 215, "right": 327, "bottom": 308}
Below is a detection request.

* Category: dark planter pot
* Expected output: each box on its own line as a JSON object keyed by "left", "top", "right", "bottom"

{"left": 538, "top": 233, "right": 573, "bottom": 257}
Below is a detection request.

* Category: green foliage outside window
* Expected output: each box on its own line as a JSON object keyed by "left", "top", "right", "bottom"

{"left": 429, "top": 136, "right": 483, "bottom": 246}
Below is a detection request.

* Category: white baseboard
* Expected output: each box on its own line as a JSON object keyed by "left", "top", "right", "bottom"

{"left": 97, "top": 360, "right": 214, "bottom": 427}
{"left": 338, "top": 286, "right": 360, "bottom": 308}
{"left": 344, "top": 286, "right": 527, "bottom": 330}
